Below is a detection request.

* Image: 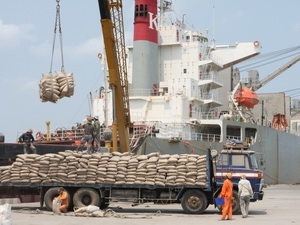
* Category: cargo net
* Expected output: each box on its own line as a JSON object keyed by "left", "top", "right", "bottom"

{"left": 39, "top": 72, "right": 74, "bottom": 103}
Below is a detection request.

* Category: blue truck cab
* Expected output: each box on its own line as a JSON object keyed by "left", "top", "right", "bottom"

{"left": 214, "top": 142, "right": 264, "bottom": 213}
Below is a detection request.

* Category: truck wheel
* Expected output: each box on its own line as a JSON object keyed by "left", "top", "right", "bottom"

{"left": 232, "top": 190, "right": 240, "bottom": 214}
{"left": 181, "top": 189, "right": 207, "bottom": 214}
{"left": 216, "top": 190, "right": 240, "bottom": 215}
{"left": 73, "top": 188, "right": 100, "bottom": 208}
{"left": 44, "top": 187, "right": 71, "bottom": 211}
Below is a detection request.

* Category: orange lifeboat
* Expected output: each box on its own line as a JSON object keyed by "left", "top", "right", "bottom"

{"left": 235, "top": 87, "right": 259, "bottom": 108}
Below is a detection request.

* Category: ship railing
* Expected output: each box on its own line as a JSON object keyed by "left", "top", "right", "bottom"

{"left": 98, "top": 124, "right": 151, "bottom": 148}
{"left": 51, "top": 127, "right": 84, "bottom": 141}
{"left": 33, "top": 127, "right": 85, "bottom": 142}
{"left": 199, "top": 71, "right": 219, "bottom": 82}
{"left": 129, "top": 89, "right": 152, "bottom": 97}
{"left": 191, "top": 133, "right": 221, "bottom": 142}
{"left": 201, "top": 92, "right": 219, "bottom": 101}
{"left": 128, "top": 125, "right": 153, "bottom": 148}
{"left": 226, "top": 136, "right": 241, "bottom": 141}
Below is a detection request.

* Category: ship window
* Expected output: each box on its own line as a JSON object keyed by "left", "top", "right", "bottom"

{"left": 135, "top": 5, "right": 139, "bottom": 17}
{"left": 139, "top": 5, "right": 144, "bottom": 16}
{"left": 138, "top": 4, "right": 148, "bottom": 17}
{"left": 245, "top": 128, "right": 257, "bottom": 143}
{"left": 135, "top": 4, "right": 148, "bottom": 18}
{"left": 144, "top": 5, "right": 148, "bottom": 17}
{"left": 183, "top": 69, "right": 187, "bottom": 73}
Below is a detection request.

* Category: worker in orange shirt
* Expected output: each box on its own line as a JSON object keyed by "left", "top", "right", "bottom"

{"left": 219, "top": 173, "right": 233, "bottom": 220}
{"left": 57, "top": 187, "right": 68, "bottom": 213}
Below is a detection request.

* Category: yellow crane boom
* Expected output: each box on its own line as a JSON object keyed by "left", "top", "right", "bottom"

{"left": 97, "top": 0, "right": 130, "bottom": 152}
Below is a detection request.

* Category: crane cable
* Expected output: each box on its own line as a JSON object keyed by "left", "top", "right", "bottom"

{"left": 49, "top": 0, "right": 65, "bottom": 74}
{"left": 238, "top": 45, "right": 300, "bottom": 72}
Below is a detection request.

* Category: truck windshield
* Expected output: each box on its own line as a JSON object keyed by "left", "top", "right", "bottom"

{"left": 249, "top": 154, "right": 259, "bottom": 169}
{"left": 218, "top": 152, "right": 259, "bottom": 170}
{"left": 232, "top": 154, "right": 249, "bottom": 168}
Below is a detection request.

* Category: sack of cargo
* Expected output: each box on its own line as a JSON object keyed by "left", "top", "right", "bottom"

{"left": 0, "top": 203, "right": 12, "bottom": 225}
{"left": 0, "top": 203, "right": 11, "bottom": 224}
{"left": 52, "top": 198, "right": 61, "bottom": 214}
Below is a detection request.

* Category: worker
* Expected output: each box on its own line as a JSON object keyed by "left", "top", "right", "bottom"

{"left": 18, "top": 129, "right": 37, "bottom": 154}
{"left": 219, "top": 173, "right": 233, "bottom": 220}
{"left": 93, "top": 116, "right": 101, "bottom": 152}
{"left": 76, "top": 117, "right": 94, "bottom": 154}
{"left": 56, "top": 187, "right": 68, "bottom": 213}
{"left": 238, "top": 174, "right": 253, "bottom": 218}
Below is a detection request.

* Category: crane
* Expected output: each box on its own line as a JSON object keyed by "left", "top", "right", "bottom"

{"left": 251, "top": 54, "right": 300, "bottom": 91}
{"left": 97, "top": 0, "right": 131, "bottom": 152}
{"left": 228, "top": 54, "right": 300, "bottom": 124}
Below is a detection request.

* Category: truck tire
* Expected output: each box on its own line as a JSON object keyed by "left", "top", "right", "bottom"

{"left": 232, "top": 190, "right": 240, "bottom": 214}
{"left": 216, "top": 190, "right": 240, "bottom": 215}
{"left": 181, "top": 189, "right": 207, "bottom": 214}
{"left": 73, "top": 188, "right": 100, "bottom": 208}
{"left": 44, "top": 187, "right": 71, "bottom": 211}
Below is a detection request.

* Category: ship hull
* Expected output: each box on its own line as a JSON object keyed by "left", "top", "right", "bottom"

{"left": 133, "top": 121, "right": 300, "bottom": 185}
{"left": 0, "top": 143, "right": 77, "bottom": 166}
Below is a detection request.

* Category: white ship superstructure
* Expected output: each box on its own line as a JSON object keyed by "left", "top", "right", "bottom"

{"left": 94, "top": 0, "right": 260, "bottom": 140}
{"left": 92, "top": 0, "right": 300, "bottom": 185}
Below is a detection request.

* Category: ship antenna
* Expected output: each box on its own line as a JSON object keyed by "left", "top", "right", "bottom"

{"left": 160, "top": 0, "right": 172, "bottom": 26}
{"left": 211, "top": 3, "right": 216, "bottom": 48}
{"left": 212, "top": 4, "right": 215, "bottom": 40}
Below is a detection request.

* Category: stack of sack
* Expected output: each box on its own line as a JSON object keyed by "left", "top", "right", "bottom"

{"left": 39, "top": 71, "right": 74, "bottom": 103}
{"left": 0, "top": 151, "right": 208, "bottom": 187}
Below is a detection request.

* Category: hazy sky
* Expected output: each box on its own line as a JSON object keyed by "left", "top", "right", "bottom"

{"left": 1, "top": 0, "right": 300, "bottom": 142}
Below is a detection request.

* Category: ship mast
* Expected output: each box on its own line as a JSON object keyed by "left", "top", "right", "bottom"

{"left": 159, "top": 0, "right": 172, "bottom": 26}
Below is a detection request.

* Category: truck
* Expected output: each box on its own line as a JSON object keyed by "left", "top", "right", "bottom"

{"left": 0, "top": 142, "right": 264, "bottom": 214}
{"left": 0, "top": 0, "right": 265, "bottom": 215}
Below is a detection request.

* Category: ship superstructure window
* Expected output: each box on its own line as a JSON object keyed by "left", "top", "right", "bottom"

{"left": 183, "top": 69, "right": 187, "bottom": 74}
{"left": 135, "top": 4, "right": 148, "bottom": 18}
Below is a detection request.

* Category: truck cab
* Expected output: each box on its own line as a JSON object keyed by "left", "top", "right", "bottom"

{"left": 214, "top": 142, "right": 264, "bottom": 213}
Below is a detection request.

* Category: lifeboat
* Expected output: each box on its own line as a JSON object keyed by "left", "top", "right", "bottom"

{"left": 235, "top": 87, "right": 259, "bottom": 108}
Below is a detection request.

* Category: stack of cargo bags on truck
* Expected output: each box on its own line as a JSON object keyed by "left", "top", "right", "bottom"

{"left": 0, "top": 151, "right": 207, "bottom": 186}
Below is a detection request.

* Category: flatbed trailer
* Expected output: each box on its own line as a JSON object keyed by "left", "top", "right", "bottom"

{"left": 0, "top": 146, "right": 264, "bottom": 214}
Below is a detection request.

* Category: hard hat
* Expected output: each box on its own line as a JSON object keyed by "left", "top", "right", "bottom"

{"left": 27, "top": 129, "right": 33, "bottom": 133}
{"left": 226, "top": 173, "right": 232, "bottom": 179}
{"left": 94, "top": 116, "right": 99, "bottom": 120}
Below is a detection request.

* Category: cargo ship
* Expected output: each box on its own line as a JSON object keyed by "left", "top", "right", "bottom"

{"left": 91, "top": 0, "right": 300, "bottom": 185}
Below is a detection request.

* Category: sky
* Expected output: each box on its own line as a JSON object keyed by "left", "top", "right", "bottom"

{"left": 1, "top": 0, "right": 300, "bottom": 142}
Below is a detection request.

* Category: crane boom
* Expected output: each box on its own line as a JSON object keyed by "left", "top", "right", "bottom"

{"left": 252, "top": 54, "right": 300, "bottom": 91}
{"left": 97, "top": 0, "right": 130, "bottom": 152}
